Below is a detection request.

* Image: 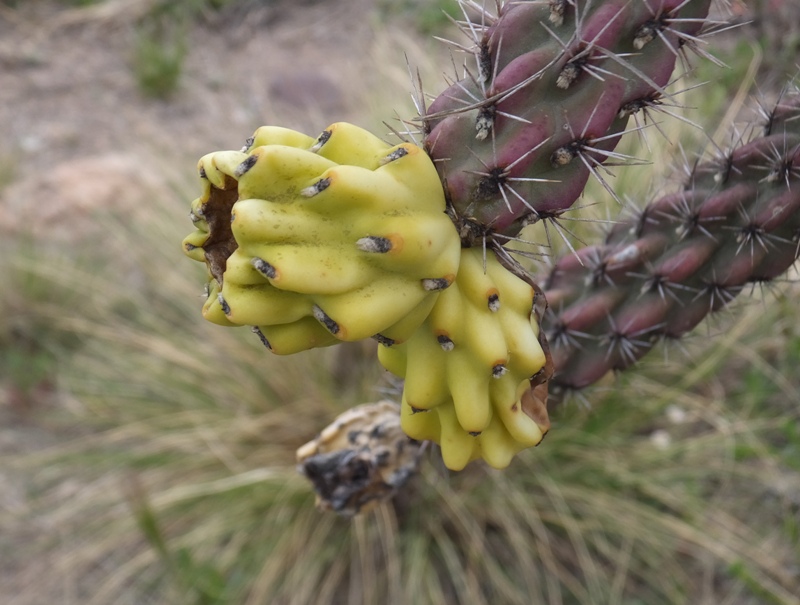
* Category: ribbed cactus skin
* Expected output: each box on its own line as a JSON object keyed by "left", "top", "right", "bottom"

{"left": 542, "top": 90, "right": 800, "bottom": 399}
{"left": 423, "top": 0, "right": 712, "bottom": 240}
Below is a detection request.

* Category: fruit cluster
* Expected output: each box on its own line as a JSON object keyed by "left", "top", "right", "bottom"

{"left": 377, "top": 247, "right": 550, "bottom": 470}
{"left": 182, "top": 122, "right": 552, "bottom": 469}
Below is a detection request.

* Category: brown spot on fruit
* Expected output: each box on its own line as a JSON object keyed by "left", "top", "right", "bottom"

{"left": 521, "top": 383, "right": 550, "bottom": 432}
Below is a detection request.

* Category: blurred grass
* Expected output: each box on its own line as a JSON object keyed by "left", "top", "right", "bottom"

{"left": 134, "top": 15, "right": 187, "bottom": 100}
{"left": 1, "top": 2, "right": 800, "bottom": 604}
{"left": 376, "top": 0, "right": 461, "bottom": 36}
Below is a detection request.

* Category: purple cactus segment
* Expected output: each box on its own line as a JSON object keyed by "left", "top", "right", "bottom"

{"left": 491, "top": 115, "right": 556, "bottom": 173}
{"left": 751, "top": 238, "right": 800, "bottom": 281}
{"left": 543, "top": 91, "right": 800, "bottom": 403}
{"left": 489, "top": 49, "right": 557, "bottom": 108}
{"left": 653, "top": 237, "right": 717, "bottom": 283}
{"left": 551, "top": 346, "right": 612, "bottom": 391}
{"left": 660, "top": 295, "right": 714, "bottom": 338}
{"left": 559, "top": 288, "right": 627, "bottom": 332}
{"left": 558, "top": 244, "right": 606, "bottom": 272}
{"left": 579, "top": 1, "right": 632, "bottom": 45}
{"left": 752, "top": 187, "right": 800, "bottom": 232}
{"left": 613, "top": 293, "right": 670, "bottom": 338}
{"left": 696, "top": 184, "right": 757, "bottom": 221}
{"left": 423, "top": 0, "right": 713, "bottom": 240}
{"left": 714, "top": 243, "right": 770, "bottom": 287}
{"left": 485, "top": 5, "right": 543, "bottom": 60}
{"left": 609, "top": 233, "right": 672, "bottom": 268}
{"left": 728, "top": 134, "right": 800, "bottom": 180}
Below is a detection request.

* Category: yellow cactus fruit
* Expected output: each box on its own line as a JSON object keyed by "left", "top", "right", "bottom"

{"left": 377, "top": 247, "right": 551, "bottom": 470}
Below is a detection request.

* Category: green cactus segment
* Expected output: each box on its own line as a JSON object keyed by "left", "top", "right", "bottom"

{"left": 182, "top": 123, "right": 462, "bottom": 353}
{"left": 423, "top": 0, "right": 713, "bottom": 240}
{"left": 377, "top": 247, "right": 552, "bottom": 470}
{"left": 543, "top": 91, "right": 800, "bottom": 397}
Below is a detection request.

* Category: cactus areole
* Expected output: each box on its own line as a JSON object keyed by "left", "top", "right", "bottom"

{"left": 422, "top": 0, "right": 713, "bottom": 242}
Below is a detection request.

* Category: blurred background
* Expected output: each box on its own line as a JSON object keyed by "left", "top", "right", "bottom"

{"left": 1, "top": 0, "right": 799, "bottom": 603}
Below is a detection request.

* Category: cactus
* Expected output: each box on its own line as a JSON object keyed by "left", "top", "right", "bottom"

{"left": 543, "top": 87, "right": 800, "bottom": 401}
{"left": 182, "top": 0, "right": 800, "bottom": 479}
